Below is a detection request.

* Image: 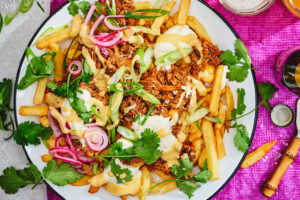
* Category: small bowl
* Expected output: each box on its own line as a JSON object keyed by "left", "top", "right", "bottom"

{"left": 282, "top": 0, "right": 300, "bottom": 18}
{"left": 219, "top": 0, "right": 275, "bottom": 16}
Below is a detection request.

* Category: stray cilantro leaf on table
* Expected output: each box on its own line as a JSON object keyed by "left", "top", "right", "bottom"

{"left": 13, "top": 122, "right": 52, "bottom": 146}
{"left": 110, "top": 159, "right": 133, "bottom": 184}
{"left": 258, "top": 81, "right": 278, "bottom": 111}
{"left": 231, "top": 88, "right": 246, "bottom": 119}
{"left": 42, "top": 160, "right": 83, "bottom": 186}
{"left": 221, "top": 39, "right": 252, "bottom": 82}
{"left": 233, "top": 124, "right": 250, "bottom": 152}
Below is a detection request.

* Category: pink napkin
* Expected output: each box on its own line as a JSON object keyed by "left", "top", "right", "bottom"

{"left": 48, "top": 0, "right": 300, "bottom": 199}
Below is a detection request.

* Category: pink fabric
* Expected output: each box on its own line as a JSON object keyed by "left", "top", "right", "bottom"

{"left": 48, "top": 0, "right": 300, "bottom": 199}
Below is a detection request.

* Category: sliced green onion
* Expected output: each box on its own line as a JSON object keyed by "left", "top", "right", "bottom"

{"left": 140, "top": 48, "right": 153, "bottom": 74}
{"left": 91, "top": 105, "right": 102, "bottom": 119}
{"left": 197, "top": 97, "right": 206, "bottom": 108}
{"left": 133, "top": 114, "right": 141, "bottom": 123}
{"left": 195, "top": 121, "right": 201, "bottom": 131}
{"left": 111, "top": 126, "right": 116, "bottom": 143}
{"left": 111, "top": 111, "right": 119, "bottom": 124}
{"left": 0, "top": 12, "right": 3, "bottom": 33}
{"left": 37, "top": 25, "right": 68, "bottom": 40}
{"left": 36, "top": 1, "right": 45, "bottom": 12}
{"left": 20, "top": 0, "right": 34, "bottom": 13}
{"left": 155, "top": 47, "right": 193, "bottom": 66}
{"left": 95, "top": 2, "right": 105, "bottom": 14}
{"left": 92, "top": 162, "right": 99, "bottom": 175}
{"left": 117, "top": 126, "right": 138, "bottom": 141}
{"left": 109, "top": 87, "right": 124, "bottom": 113}
{"left": 124, "top": 9, "right": 170, "bottom": 19}
{"left": 4, "top": 8, "right": 19, "bottom": 25}
{"left": 109, "top": 66, "right": 126, "bottom": 85}
{"left": 25, "top": 47, "right": 35, "bottom": 62}
{"left": 130, "top": 26, "right": 160, "bottom": 36}
{"left": 186, "top": 108, "right": 209, "bottom": 124}
{"left": 204, "top": 116, "right": 222, "bottom": 124}
{"left": 109, "top": 82, "right": 144, "bottom": 93}
{"left": 140, "top": 104, "right": 156, "bottom": 126}
{"left": 63, "top": 34, "right": 79, "bottom": 69}
{"left": 135, "top": 89, "right": 161, "bottom": 105}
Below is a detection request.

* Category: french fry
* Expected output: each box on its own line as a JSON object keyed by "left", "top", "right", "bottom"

{"left": 220, "top": 126, "right": 226, "bottom": 138}
{"left": 199, "top": 64, "right": 215, "bottom": 83}
{"left": 241, "top": 140, "right": 277, "bottom": 169}
{"left": 19, "top": 106, "right": 48, "bottom": 116}
{"left": 88, "top": 186, "right": 100, "bottom": 194}
{"left": 192, "top": 138, "right": 204, "bottom": 163}
{"left": 225, "top": 86, "right": 234, "bottom": 127}
{"left": 151, "top": 1, "right": 176, "bottom": 35}
{"left": 134, "top": 1, "right": 152, "bottom": 10}
{"left": 41, "top": 154, "right": 53, "bottom": 163}
{"left": 166, "top": 17, "right": 174, "bottom": 28}
{"left": 138, "top": 166, "right": 151, "bottom": 200}
{"left": 47, "top": 135, "right": 56, "bottom": 149}
{"left": 209, "top": 65, "right": 224, "bottom": 116}
{"left": 202, "top": 119, "right": 220, "bottom": 180}
{"left": 150, "top": 182, "right": 160, "bottom": 194}
{"left": 198, "top": 147, "right": 207, "bottom": 168}
{"left": 70, "top": 14, "right": 83, "bottom": 37}
{"left": 154, "top": 170, "right": 174, "bottom": 180}
{"left": 120, "top": 196, "right": 127, "bottom": 200}
{"left": 33, "top": 77, "right": 48, "bottom": 105}
{"left": 40, "top": 116, "right": 50, "bottom": 127}
{"left": 215, "top": 128, "right": 225, "bottom": 159}
{"left": 36, "top": 27, "right": 71, "bottom": 49}
{"left": 49, "top": 43, "right": 64, "bottom": 82}
{"left": 158, "top": 181, "right": 177, "bottom": 194}
{"left": 187, "top": 16, "right": 211, "bottom": 42}
{"left": 177, "top": 0, "right": 191, "bottom": 25}
{"left": 70, "top": 175, "right": 91, "bottom": 186}
{"left": 172, "top": 12, "right": 178, "bottom": 25}
{"left": 45, "top": 93, "right": 64, "bottom": 108}
{"left": 215, "top": 102, "right": 227, "bottom": 130}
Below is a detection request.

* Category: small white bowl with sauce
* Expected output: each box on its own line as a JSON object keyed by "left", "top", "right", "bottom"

{"left": 219, "top": 0, "right": 275, "bottom": 16}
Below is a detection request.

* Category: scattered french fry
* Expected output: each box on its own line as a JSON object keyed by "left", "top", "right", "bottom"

{"left": 149, "top": 182, "right": 160, "bottom": 194}
{"left": 215, "top": 102, "right": 227, "bottom": 130}
{"left": 33, "top": 77, "right": 48, "bottom": 105}
{"left": 177, "top": 0, "right": 191, "bottom": 25}
{"left": 36, "top": 27, "right": 71, "bottom": 49}
{"left": 192, "top": 138, "right": 204, "bottom": 163}
{"left": 187, "top": 16, "right": 211, "bottom": 42}
{"left": 120, "top": 196, "right": 127, "bottom": 200}
{"left": 209, "top": 65, "right": 224, "bottom": 116}
{"left": 158, "top": 181, "right": 177, "bottom": 194}
{"left": 215, "top": 128, "right": 225, "bottom": 159}
{"left": 198, "top": 147, "right": 207, "bottom": 168}
{"left": 154, "top": 170, "right": 174, "bottom": 180}
{"left": 45, "top": 93, "right": 64, "bottom": 108}
{"left": 199, "top": 64, "right": 215, "bottom": 83}
{"left": 134, "top": 1, "right": 152, "bottom": 10}
{"left": 202, "top": 119, "right": 220, "bottom": 180}
{"left": 172, "top": 12, "right": 178, "bottom": 25}
{"left": 70, "top": 14, "right": 83, "bottom": 37}
{"left": 19, "top": 106, "right": 48, "bottom": 116}
{"left": 49, "top": 43, "right": 64, "bottom": 82}
{"left": 41, "top": 154, "right": 53, "bottom": 163}
{"left": 138, "top": 166, "right": 151, "bottom": 200}
{"left": 225, "top": 86, "right": 234, "bottom": 127}
{"left": 40, "top": 116, "right": 50, "bottom": 127}
{"left": 70, "top": 175, "right": 91, "bottom": 186}
{"left": 88, "top": 186, "right": 100, "bottom": 194}
{"left": 241, "top": 140, "right": 277, "bottom": 169}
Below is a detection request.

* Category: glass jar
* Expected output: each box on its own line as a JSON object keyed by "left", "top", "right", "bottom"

{"left": 282, "top": 0, "right": 300, "bottom": 18}
{"left": 219, "top": 0, "right": 275, "bottom": 16}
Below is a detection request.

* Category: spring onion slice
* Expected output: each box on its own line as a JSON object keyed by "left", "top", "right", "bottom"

{"left": 37, "top": 25, "right": 68, "bottom": 40}
{"left": 20, "top": 0, "right": 34, "bottom": 13}
{"left": 140, "top": 104, "right": 156, "bottom": 126}
{"left": 91, "top": 105, "right": 102, "bottom": 119}
{"left": 117, "top": 126, "right": 138, "bottom": 141}
{"left": 140, "top": 47, "right": 153, "bottom": 74}
{"left": 0, "top": 12, "right": 3, "bottom": 33}
{"left": 109, "top": 82, "right": 144, "bottom": 93}
{"left": 204, "top": 116, "right": 222, "bottom": 124}
{"left": 36, "top": 1, "right": 45, "bottom": 12}
{"left": 111, "top": 127, "right": 116, "bottom": 143}
{"left": 63, "top": 34, "right": 79, "bottom": 69}
{"left": 124, "top": 9, "right": 170, "bottom": 19}
{"left": 156, "top": 47, "right": 193, "bottom": 65}
{"left": 195, "top": 121, "right": 201, "bottom": 131}
{"left": 110, "top": 88, "right": 124, "bottom": 113}
{"left": 106, "top": 0, "right": 116, "bottom": 15}
{"left": 4, "top": 8, "right": 19, "bottom": 25}
{"left": 130, "top": 26, "right": 160, "bottom": 36}
{"left": 133, "top": 114, "right": 141, "bottom": 123}
{"left": 186, "top": 108, "right": 209, "bottom": 124}
{"left": 197, "top": 97, "right": 206, "bottom": 108}
{"left": 135, "top": 89, "right": 161, "bottom": 105}
{"left": 92, "top": 162, "right": 99, "bottom": 175}
{"left": 109, "top": 66, "right": 126, "bottom": 85}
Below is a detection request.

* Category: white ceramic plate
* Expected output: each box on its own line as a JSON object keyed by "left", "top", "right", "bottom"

{"left": 14, "top": 0, "right": 258, "bottom": 199}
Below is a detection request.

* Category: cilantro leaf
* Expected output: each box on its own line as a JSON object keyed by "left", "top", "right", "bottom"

{"left": 70, "top": 98, "right": 93, "bottom": 123}
{"left": 0, "top": 78, "right": 12, "bottom": 108}
{"left": 132, "top": 128, "right": 162, "bottom": 164}
{"left": 108, "top": 142, "right": 132, "bottom": 160}
{"left": 193, "top": 170, "right": 212, "bottom": 183}
{"left": 258, "top": 81, "right": 278, "bottom": 111}
{"left": 67, "top": 2, "right": 79, "bottom": 16}
{"left": 233, "top": 124, "right": 250, "bottom": 152}
{"left": 42, "top": 160, "right": 83, "bottom": 186}
{"left": 67, "top": 1, "right": 91, "bottom": 16}
{"left": 171, "top": 157, "right": 193, "bottom": 179}
{"left": 110, "top": 159, "right": 133, "bottom": 184}
{"left": 177, "top": 180, "right": 200, "bottom": 199}
{"left": 226, "top": 64, "right": 249, "bottom": 83}
{"left": 0, "top": 164, "right": 42, "bottom": 194}
{"left": 82, "top": 60, "right": 94, "bottom": 84}
{"left": 13, "top": 121, "right": 52, "bottom": 146}
{"left": 231, "top": 88, "right": 246, "bottom": 119}
{"left": 235, "top": 38, "right": 252, "bottom": 66}
{"left": 220, "top": 50, "right": 239, "bottom": 65}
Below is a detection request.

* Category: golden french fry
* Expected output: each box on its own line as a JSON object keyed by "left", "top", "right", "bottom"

{"left": 187, "top": 16, "right": 211, "bottom": 42}
{"left": 33, "top": 77, "right": 48, "bottom": 105}
{"left": 41, "top": 154, "right": 53, "bottom": 163}
{"left": 154, "top": 170, "right": 174, "bottom": 180}
{"left": 45, "top": 93, "right": 64, "bottom": 108}
{"left": 70, "top": 14, "right": 83, "bottom": 37}
{"left": 134, "top": 1, "right": 152, "bottom": 9}
{"left": 166, "top": 17, "right": 174, "bottom": 28}
{"left": 198, "top": 147, "right": 207, "bottom": 168}
{"left": 47, "top": 135, "right": 56, "bottom": 149}
{"left": 215, "top": 128, "right": 225, "bottom": 159}
{"left": 19, "top": 106, "right": 48, "bottom": 116}
{"left": 138, "top": 166, "right": 151, "bottom": 200}
{"left": 177, "top": 0, "right": 191, "bottom": 25}
{"left": 88, "top": 186, "right": 100, "bottom": 194}
{"left": 151, "top": 1, "right": 176, "bottom": 35}
{"left": 40, "top": 116, "right": 50, "bottom": 127}
{"left": 172, "top": 12, "right": 178, "bottom": 25}
{"left": 70, "top": 175, "right": 91, "bottom": 186}
{"left": 150, "top": 182, "right": 160, "bottom": 194}
{"left": 202, "top": 119, "right": 220, "bottom": 180}
{"left": 36, "top": 27, "right": 71, "bottom": 49}
{"left": 192, "top": 138, "right": 204, "bottom": 163}
{"left": 215, "top": 102, "right": 227, "bottom": 130}
{"left": 49, "top": 43, "right": 64, "bottom": 82}
{"left": 199, "top": 64, "right": 215, "bottom": 83}
{"left": 158, "top": 181, "right": 177, "bottom": 194}
{"left": 209, "top": 65, "right": 224, "bottom": 116}
{"left": 241, "top": 140, "right": 277, "bottom": 169}
{"left": 220, "top": 126, "right": 226, "bottom": 138}
{"left": 225, "top": 86, "right": 234, "bottom": 127}
{"left": 120, "top": 196, "right": 127, "bottom": 200}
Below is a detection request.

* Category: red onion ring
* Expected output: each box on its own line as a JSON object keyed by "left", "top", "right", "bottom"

{"left": 76, "top": 162, "right": 94, "bottom": 174}
{"left": 66, "top": 134, "right": 75, "bottom": 151}
{"left": 104, "top": 15, "right": 128, "bottom": 31}
{"left": 68, "top": 60, "right": 83, "bottom": 76}
{"left": 84, "top": 4, "right": 96, "bottom": 25}
{"left": 84, "top": 127, "right": 108, "bottom": 151}
{"left": 48, "top": 110, "right": 62, "bottom": 138}
{"left": 101, "top": 47, "right": 109, "bottom": 56}
{"left": 55, "top": 135, "right": 66, "bottom": 148}
{"left": 93, "top": 32, "right": 122, "bottom": 47}
{"left": 89, "top": 15, "right": 105, "bottom": 37}
{"left": 49, "top": 147, "right": 83, "bottom": 167}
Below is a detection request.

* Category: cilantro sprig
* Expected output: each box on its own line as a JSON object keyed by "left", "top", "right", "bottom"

{"left": 140, "top": 157, "right": 212, "bottom": 199}
{"left": 109, "top": 159, "right": 133, "bottom": 184}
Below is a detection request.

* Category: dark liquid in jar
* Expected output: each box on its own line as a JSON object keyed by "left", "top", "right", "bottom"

{"left": 282, "top": 50, "right": 300, "bottom": 96}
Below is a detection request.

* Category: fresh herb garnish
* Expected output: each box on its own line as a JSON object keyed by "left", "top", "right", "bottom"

{"left": 20, "top": 0, "right": 34, "bottom": 13}
{"left": 195, "top": 121, "right": 201, "bottom": 131}
{"left": 4, "top": 0, "right": 34, "bottom": 26}
{"left": 109, "top": 82, "right": 144, "bottom": 94}
{"left": 139, "top": 104, "right": 156, "bottom": 126}
{"left": 0, "top": 12, "right": 3, "bottom": 33}
{"left": 70, "top": 98, "right": 93, "bottom": 123}
{"left": 13, "top": 121, "right": 52, "bottom": 146}
{"left": 36, "top": 1, "right": 45, "bottom": 13}
{"left": 63, "top": 34, "right": 79, "bottom": 69}
{"left": 110, "top": 159, "right": 133, "bottom": 183}
{"left": 221, "top": 39, "right": 253, "bottom": 82}
{"left": 67, "top": 1, "right": 91, "bottom": 16}
{"left": 258, "top": 81, "right": 278, "bottom": 111}
{"left": 81, "top": 60, "right": 94, "bottom": 84}
{"left": 204, "top": 116, "right": 222, "bottom": 124}
{"left": 125, "top": 9, "right": 170, "bottom": 19}
{"left": 17, "top": 47, "right": 56, "bottom": 90}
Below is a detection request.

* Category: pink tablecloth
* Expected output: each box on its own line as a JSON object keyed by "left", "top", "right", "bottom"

{"left": 48, "top": 0, "right": 300, "bottom": 199}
